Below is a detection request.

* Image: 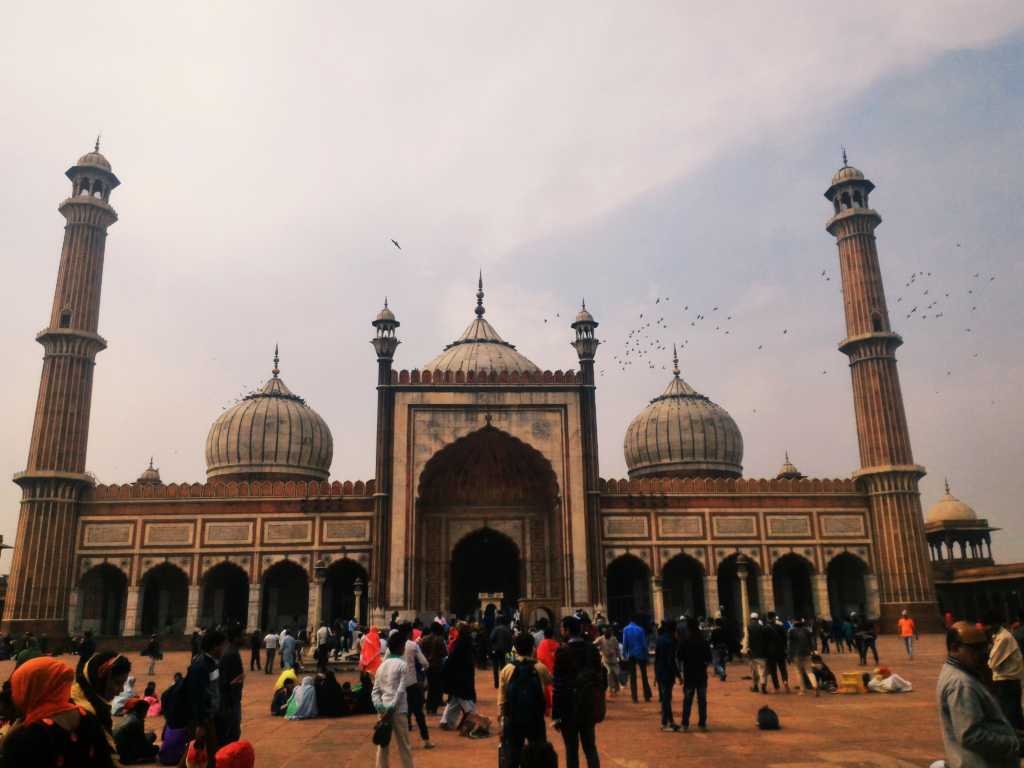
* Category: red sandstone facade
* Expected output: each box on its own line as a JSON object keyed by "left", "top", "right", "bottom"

{"left": 2, "top": 148, "right": 938, "bottom": 638}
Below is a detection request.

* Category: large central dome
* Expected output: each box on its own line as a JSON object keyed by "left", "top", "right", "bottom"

{"left": 624, "top": 350, "right": 743, "bottom": 479}
{"left": 422, "top": 276, "right": 540, "bottom": 374}
{"left": 205, "top": 350, "right": 333, "bottom": 481}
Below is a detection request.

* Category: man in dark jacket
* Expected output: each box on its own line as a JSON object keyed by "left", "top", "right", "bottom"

{"left": 178, "top": 628, "right": 226, "bottom": 767}
{"left": 490, "top": 616, "right": 514, "bottom": 689}
{"left": 678, "top": 618, "right": 711, "bottom": 730}
{"left": 215, "top": 625, "right": 245, "bottom": 745}
{"left": 787, "top": 619, "right": 816, "bottom": 695}
{"left": 553, "top": 615, "right": 606, "bottom": 768}
{"left": 653, "top": 621, "right": 680, "bottom": 731}
{"left": 765, "top": 614, "right": 790, "bottom": 693}
{"left": 440, "top": 622, "right": 478, "bottom": 730}
{"left": 745, "top": 613, "right": 767, "bottom": 693}
{"left": 421, "top": 622, "right": 448, "bottom": 715}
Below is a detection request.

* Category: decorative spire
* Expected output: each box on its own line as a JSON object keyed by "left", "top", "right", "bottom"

{"left": 95, "top": 133, "right": 101, "bottom": 153}
{"left": 841, "top": 145, "right": 847, "bottom": 166}
{"left": 945, "top": 477, "right": 951, "bottom": 495}
{"left": 148, "top": 456, "right": 154, "bottom": 470}
{"left": 384, "top": 296, "right": 389, "bottom": 309}
{"left": 272, "top": 344, "right": 280, "bottom": 378}
{"left": 672, "top": 344, "right": 680, "bottom": 377}
{"left": 582, "top": 298, "right": 586, "bottom": 310}
{"left": 475, "top": 271, "right": 485, "bottom": 318}
{"left": 785, "top": 450, "right": 790, "bottom": 463}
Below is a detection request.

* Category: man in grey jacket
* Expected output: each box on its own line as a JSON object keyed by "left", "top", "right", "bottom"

{"left": 937, "top": 621, "right": 1019, "bottom": 767}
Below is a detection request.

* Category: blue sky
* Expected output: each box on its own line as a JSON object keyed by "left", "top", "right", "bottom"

{"left": 1, "top": 4, "right": 1022, "bottom": 566}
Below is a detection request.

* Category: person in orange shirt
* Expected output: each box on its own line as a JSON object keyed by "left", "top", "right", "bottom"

{"left": 897, "top": 610, "right": 918, "bottom": 659}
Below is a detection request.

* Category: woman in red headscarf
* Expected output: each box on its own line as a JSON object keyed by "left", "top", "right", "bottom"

{"left": 359, "top": 627, "right": 383, "bottom": 677}
{"left": 1, "top": 656, "right": 116, "bottom": 768}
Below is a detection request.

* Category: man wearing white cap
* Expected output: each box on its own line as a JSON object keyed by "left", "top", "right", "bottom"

{"left": 745, "top": 613, "right": 768, "bottom": 694}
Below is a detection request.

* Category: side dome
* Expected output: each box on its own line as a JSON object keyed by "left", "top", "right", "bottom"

{"left": 422, "top": 275, "right": 541, "bottom": 374}
{"left": 205, "top": 350, "right": 333, "bottom": 481}
{"left": 926, "top": 481, "right": 977, "bottom": 524}
{"left": 624, "top": 351, "right": 743, "bottom": 479}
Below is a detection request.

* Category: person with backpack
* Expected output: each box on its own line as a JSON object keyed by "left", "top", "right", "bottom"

{"left": 553, "top": 615, "right": 606, "bottom": 768}
{"left": 176, "top": 628, "right": 227, "bottom": 767}
{"left": 498, "top": 632, "right": 552, "bottom": 768}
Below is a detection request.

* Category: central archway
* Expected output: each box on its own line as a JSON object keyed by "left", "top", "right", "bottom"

{"left": 80, "top": 564, "right": 127, "bottom": 636}
{"left": 200, "top": 562, "right": 250, "bottom": 630}
{"left": 662, "top": 554, "right": 706, "bottom": 620}
{"left": 606, "top": 555, "right": 652, "bottom": 627}
{"left": 450, "top": 529, "right": 520, "bottom": 618}
{"left": 261, "top": 560, "right": 309, "bottom": 632}
{"left": 140, "top": 563, "right": 188, "bottom": 635}
{"left": 415, "top": 425, "right": 562, "bottom": 615}
{"left": 322, "top": 559, "right": 369, "bottom": 626}
{"left": 772, "top": 554, "right": 814, "bottom": 621}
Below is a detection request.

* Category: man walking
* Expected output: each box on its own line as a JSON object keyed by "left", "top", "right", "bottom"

{"left": 621, "top": 615, "right": 652, "bottom": 703}
{"left": 787, "top": 619, "right": 817, "bottom": 696}
{"left": 499, "top": 632, "right": 551, "bottom": 768}
{"left": 654, "top": 621, "right": 680, "bottom": 731}
{"left": 765, "top": 614, "right": 790, "bottom": 693}
{"left": 263, "top": 629, "right": 279, "bottom": 674}
{"left": 986, "top": 609, "right": 1024, "bottom": 730}
{"left": 553, "top": 615, "right": 605, "bottom": 768}
{"left": 938, "top": 621, "right": 1018, "bottom": 767}
{"left": 745, "top": 613, "right": 768, "bottom": 694}
{"left": 490, "top": 616, "right": 514, "bottom": 689}
{"left": 316, "top": 622, "right": 330, "bottom": 673}
{"left": 420, "top": 622, "right": 447, "bottom": 715}
{"left": 897, "top": 610, "right": 918, "bottom": 659}
{"left": 709, "top": 618, "right": 729, "bottom": 682}
{"left": 248, "top": 629, "right": 262, "bottom": 672}
{"left": 440, "top": 621, "right": 478, "bottom": 730}
{"left": 678, "top": 618, "right": 711, "bottom": 730}
{"left": 594, "top": 626, "right": 621, "bottom": 696}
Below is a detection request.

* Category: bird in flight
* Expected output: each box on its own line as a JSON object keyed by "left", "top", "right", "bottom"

{"left": 391, "top": 239, "right": 401, "bottom": 250}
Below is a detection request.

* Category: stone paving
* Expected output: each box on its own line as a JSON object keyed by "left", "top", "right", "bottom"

{"left": 0, "top": 634, "right": 966, "bottom": 766}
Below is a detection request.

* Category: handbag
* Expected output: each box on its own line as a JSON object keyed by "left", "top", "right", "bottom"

{"left": 373, "top": 712, "right": 394, "bottom": 747}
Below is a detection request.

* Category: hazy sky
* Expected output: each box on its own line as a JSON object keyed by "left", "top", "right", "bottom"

{"left": 3, "top": 3, "right": 1023, "bottom": 569}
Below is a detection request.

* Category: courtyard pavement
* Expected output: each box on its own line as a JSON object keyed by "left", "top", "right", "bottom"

{"left": 0, "top": 634, "right": 963, "bottom": 767}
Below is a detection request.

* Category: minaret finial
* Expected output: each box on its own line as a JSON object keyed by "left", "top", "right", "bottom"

{"left": 475, "top": 271, "right": 485, "bottom": 318}
{"left": 672, "top": 344, "right": 680, "bottom": 377}
{"left": 582, "top": 298, "right": 587, "bottom": 310}
{"left": 149, "top": 456, "right": 154, "bottom": 470}
{"left": 384, "top": 296, "right": 389, "bottom": 309}
{"left": 841, "top": 145, "right": 848, "bottom": 166}
{"left": 785, "top": 450, "right": 790, "bottom": 463}
{"left": 272, "top": 344, "right": 280, "bottom": 378}
{"left": 95, "top": 133, "right": 101, "bottom": 153}
{"left": 944, "top": 477, "right": 951, "bottom": 495}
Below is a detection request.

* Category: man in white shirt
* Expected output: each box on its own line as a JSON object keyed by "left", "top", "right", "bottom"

{"left": 986, "top": 609, "right": 1024, "bottom": 730}
{"left": 398, "top": 622, "right": 433, "bottom": 750}
{"left": 372, "top": 632, "right": 413, "bottom": 768}
{"left": 316, "top": 623, "right": 330, "bottom": 673}
{"left": 263, "top": 631, "right": 279, "bottom": 675}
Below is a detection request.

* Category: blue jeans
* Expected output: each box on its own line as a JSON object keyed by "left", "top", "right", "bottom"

{"left": 711, "top": 646, "right": 727, "bottom": 680}
{"left": 903, "top": 636, "right": 913, "bottom": 658}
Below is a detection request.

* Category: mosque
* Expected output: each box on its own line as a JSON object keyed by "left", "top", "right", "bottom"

{"left": 2, "top": 145, "right": 1016, "bottom": 640}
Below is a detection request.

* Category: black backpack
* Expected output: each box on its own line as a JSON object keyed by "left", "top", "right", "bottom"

{"left": 757, "top": 705, "right": 780, "bottom": 730}
{"left": 504, "top": 659, "right": 545, "bottom": 730}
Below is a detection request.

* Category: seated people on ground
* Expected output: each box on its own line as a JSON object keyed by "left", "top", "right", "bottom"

{"left": 272, "top": 678, "right": 296, "bottom": 716}
{"left": 114, "top": 698, "right": 160, "bottom": 764}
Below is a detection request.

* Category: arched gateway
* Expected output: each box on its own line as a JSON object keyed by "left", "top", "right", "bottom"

{"left": 413, "top": 425, "right": 564, "bottom": 619}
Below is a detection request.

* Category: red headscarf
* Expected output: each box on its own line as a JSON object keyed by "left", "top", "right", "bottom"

{"left": 10, "top": 657, "right": 77, "bottom": 726}
{"left": 215, "top": 739, "right": 255, "bottom": 768}
{"left": 359, "top": 628, "right": 382, "bottom": 676}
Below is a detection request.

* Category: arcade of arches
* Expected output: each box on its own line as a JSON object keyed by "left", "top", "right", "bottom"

{"left": 414, "top": 426, "right": 564, "bottom": 619}
{"left": 604, "top": 551, "right": 876, "bottom": 629}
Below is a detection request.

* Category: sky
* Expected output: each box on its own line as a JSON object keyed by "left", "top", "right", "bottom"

{"left": 2, "top": 3, "right": 1023, "bottom": 569}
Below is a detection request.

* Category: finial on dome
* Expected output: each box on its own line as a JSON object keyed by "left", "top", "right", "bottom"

{"left": 945, "top": 477, "right": 951, "bottom": 495}
{"left": 672, "top": 344, "right": 680, "bottom": 377}
{"left": 95, "top": 133, "right": 101, "bottom": 153}
{"left": 148, "top": 456, "right": 154, "bottom": 470}
{"left": 475, "top": 271, "right": 485, "bottom": 318}
{"left": 272, "top": 344, "right": 280, "bottom": 378}
{"left": 841, "top": 145, "right": 847, "bottom": 166}
{"left": 785, "top": 450, "right": 790, "bottom": 463}
{"left": 384, "top": 296, "right": 389, "bottom": 309}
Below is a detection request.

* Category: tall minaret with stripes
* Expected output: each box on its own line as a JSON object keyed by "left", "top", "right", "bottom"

{"left": 2, "top": 142, "right": 119, "bottom": 635}
{"left": 825, "top": 154, "right": 938, "bottom": 631}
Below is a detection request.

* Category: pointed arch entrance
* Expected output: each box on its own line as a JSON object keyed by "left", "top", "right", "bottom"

{"left": 322, "top": 559, "right": 369, "bottom": 626}
{"left": 606, "top": 555, "right": 651, "bottom": 626}
{"left": 140, "top": 563, "right": 188, "bottom": 635}
{"left": 772, "top": 554, "right": 814, "bottom": 621}
{"left": 200, "top": 562, "right": 250, "bottom": 629}
{"left": 414, "top": 425, "right": 562, "bottom": 616}
{"left": 717, "top": 553, "right": 761, "bottom": 626}
{"left": 661, "top": 554, "right": 706, "bottom": 620}
{"left": 450, "top": 529, "right": 521, "bottom": 617}
{"left": 827, "top": 553, "right": 868, "bottom": 620}
{"left": 261, "top": 560, "right": 309, "bottom": 632}
{"left": 80, "top": 564, "right": 127, "bottom": 636}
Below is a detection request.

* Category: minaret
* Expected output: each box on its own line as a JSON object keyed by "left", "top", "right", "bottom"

{"left": 824, "top": 155, "right": 938, "bottom": 631}
{"left": 370, "top": 297, "right": 400, "bottom": 621}
{"left": 3, "top": 142, "right": 120, "bottom": 636}
{"left": 571, "top": 301, "right": 603, "bottom": 610}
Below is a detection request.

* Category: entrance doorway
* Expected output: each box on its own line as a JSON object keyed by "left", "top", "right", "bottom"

{"left": 322, "top": 559, "right": 369, "bottom": 626}
{"left": 717, "top": 554, "right": 761, "bottom": 627}
{"left": 661, "top": 554, "right": 706, "bottom": 620}
{"left": 827, "top": 553, "right": 868, "bottom": 620}
{"left": 140, "top": 564, "right": 188, "bottom": 634}
{"left": 772, "top": 554, "right": 815, "bottom": 621}
{"left": 450, "top": 529, "right": 520, "bottom": 618}
{"left": 606, "top": 555, "right": 652, "bottom": 627}
{"left": 80, "top": 564, "right": 127, "bottom": 636}
{"left": 261, "top": 560, "right": 309, "bottom": 632}
{"left": 200, "top": 562, "right": 250, "bottom": 629}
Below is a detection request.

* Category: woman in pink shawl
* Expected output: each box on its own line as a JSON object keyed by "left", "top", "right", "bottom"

{"left": 358, "top": 627, "right": 382, "bottom": 677}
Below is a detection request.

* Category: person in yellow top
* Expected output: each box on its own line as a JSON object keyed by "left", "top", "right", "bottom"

{"left": 986, "top": 609, "right": 1024, "bottom": 730}
{"left": 897, "top": 610, "right": 918, "bottom": 659}
{"left": 497, "top": 632, "right": 553, "bottom": 768}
